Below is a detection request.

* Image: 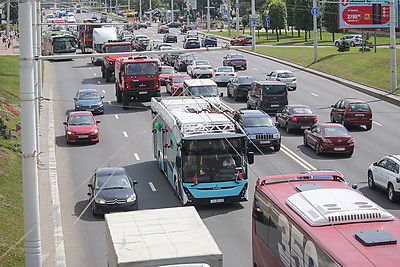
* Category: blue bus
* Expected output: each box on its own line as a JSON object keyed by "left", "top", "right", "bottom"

{"left": 151, "top": 96, "right": 254, "bottom": 205}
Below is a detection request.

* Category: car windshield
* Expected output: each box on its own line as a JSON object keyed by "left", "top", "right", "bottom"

{"left": 95, "top": 174, "right": 131, "bottom": 189}
{"left": 196, "top": 60, "right": 209, "bottom": 65}
{"left": 217, "top": 67, "right": 234, "bottom": 72}
{"left": 323, "top": 126, "right": 349, "bottom": 136}
{"left": 126, "top": 62, "right": 159, "bottom": 75}
{"left": 349, "top": 103, "right": 370, "bottom": 112}
{"left": 172, "top": 76, "right": 190, "bottom": 83}
{"left": 243, "top": 116, "right": 274, "bottom": 127}
{"left": 277, "top": 72, "right": 294, "bottom": 78}
{"left": 190, "top": 85, "right": 219, "bottom": 97}
{"left": 78, "top": 92, "right": 100, "bottom": 100}
{"left": 160, "top": 67, "right": 175, "bottom": 74}
{"left": 261, "top": 84, "right": 286, "bottom": 95}
{"left": 69, "top": 115, "right": 95, "bottom": 125}
{"left": 291, "top": 107, "right": 312, "bottom": 114}
{"left": 105, "top": 45, "right": 131, "bottom": 53}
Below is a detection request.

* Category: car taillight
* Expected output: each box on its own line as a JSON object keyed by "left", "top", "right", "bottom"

{"left": 215, "top": 74, "right": 220, "bottom": 76}
{"left": 347, "top": 138, "right": 354, "bottom": 144}
{"left": 322, "top": 138, "right": 332, "bottom": 143}
{"left": 208, "top": 67, "right": 212, "bottom": 69}
{"left": 396, "top": 178, "right": 400, "bottom": 183}
{"left": 179, "top": 61, "right": 184, "bottom": 64}
{"left": 276, "top": 78, "right": 281, "bottom": 81}
{"left": 229, "top": 74, "right": 235, "bottom": 76}
{"left": 291, "top": 117, "right": 298, "bottom": 122}
{"left": 194, "top": 67, "right": 199, "bottom": 69}
{"left": 313, "top": 116, "right": 318, "bottom": 122}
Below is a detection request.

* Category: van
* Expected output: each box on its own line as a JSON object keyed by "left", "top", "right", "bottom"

{"left": 183, "top": 79, "right": 221, "bottom": 108}
{"left": 246, "top": 81, "right": 288, "bottom": 113}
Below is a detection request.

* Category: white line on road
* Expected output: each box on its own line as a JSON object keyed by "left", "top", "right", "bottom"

{"left": 310, "top": 93, "right": 318, "bottom": 97}
{"left": 114, "top": 114, "right": 119, "bottom": 120}
{"left": 102, "top": 90, "right": 106, "bottom": 94}
{"left": 93, "top": 73, "right": 97, "bottom": 76}
{"left": 134, "top": 153, "right": 140, "bottom": 161}
{"left": 281, "top": 144, "right": 316, "bottom": 170}
{"left": 149, "top": 182, "right": 157, "bottom": 192}
{"left": 108, "top": 101, "right": 111, "bottom": 105}
{"left": 373, "top": 121, "right": 382, "bottom": 126}
{"left": 123, "top": 131, "right": 128, "bottom": 137}
{"left": 253, "top": 68, "right": 258, "bottom": 71}
{"left": 97, "top": 81, "right": 101, "bottom": 85}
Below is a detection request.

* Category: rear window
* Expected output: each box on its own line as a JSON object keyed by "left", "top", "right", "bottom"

{"left": 349, "top": 103, "right": 370, "bottom": 112}
{"left": 238, "top": 76, "right": 256, "bottom": 84}
{"left": 230, "top": 54, "right": 245, "bottom": 59}
{"left": 261, "top": 84, "right": 287, "bottom": 95}
{"left": 277, "top": 72, "right": 294, "bottom": 78}
{"left": 323, "top": 126, "right": 349, "bottom": 136}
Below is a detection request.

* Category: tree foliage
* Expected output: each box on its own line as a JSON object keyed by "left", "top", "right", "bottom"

{"left": 267, "top": 0, "right": 287, "bottom": 41}
{"left": 322, "top": 3, "right": 340, "bottom": 41}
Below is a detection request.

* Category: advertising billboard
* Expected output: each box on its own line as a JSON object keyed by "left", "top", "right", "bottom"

{"left": 339, "top": 0, "right": 398, "bottom": 29}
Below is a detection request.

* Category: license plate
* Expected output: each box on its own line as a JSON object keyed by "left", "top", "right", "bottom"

{"left": 271, "top": 104, "right": 279, "bottom": 107}
{"left": 301, "top": 126, "right": 308, "bottom": 129}
{"left": 260, "top": 140, "right": 271, "bottom": 144}
{"left": 210, "top": 199, "right": 224, "bottom": 204}
{"left": 355, "top": 113, "right": 365, "bottom": 117}
{"left": 334, "top": 147, "right": 345, "bottom": 151}
{"left": 78, "top": 135, "right": 89, "bottom": 138}
{"left": 139, "top": 91, "right": 147, "bottom": 94}
{"left": 87, "top": 109, "right": 94, "bottom": 111}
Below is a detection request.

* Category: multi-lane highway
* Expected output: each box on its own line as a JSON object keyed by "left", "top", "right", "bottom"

{"left": 38, "top": 23, "right": 400, "bottom": 267}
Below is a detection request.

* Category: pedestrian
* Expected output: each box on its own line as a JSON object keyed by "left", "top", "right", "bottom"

{"left": 7, "top": 37, "right": 11, "bottom": 48}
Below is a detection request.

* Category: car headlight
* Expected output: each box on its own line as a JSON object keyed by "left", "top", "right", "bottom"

{"left": 92, "top": 129, "right": 99, "bottom": 134}
{"left": 248, "top": 134, "right": 256, "bottom": 139}
{"left": 273, "top": 133, "right": 281, "bottom": 139}
{"left": 76, "top": 105, "right": 81, "bottom": 108}
{"left": 95, "top": 198, "right": 106, "bottom": 204}
{"left": 67, "top": 131, "right": 74, "bottom": 135}
{"left": 127, "top": 193, "right": 136, "bottom": 203}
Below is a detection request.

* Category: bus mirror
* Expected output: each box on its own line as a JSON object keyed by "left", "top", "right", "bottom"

{"left": 176, "top": 156, "right": 182, "bottom": 167}
{"left": 247, "top": 152, "right": 254, "bottom": 165}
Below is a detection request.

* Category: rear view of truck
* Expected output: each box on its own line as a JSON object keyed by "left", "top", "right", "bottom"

{"left": 105, "top": 207, "right": 223, "bottom": 267}
{"left": 91, "top": 27, "right": 117, "bottom": 66}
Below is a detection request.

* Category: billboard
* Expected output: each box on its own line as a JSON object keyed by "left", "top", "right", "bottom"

{"left": 339, "top": 0, "right": 398, "bottom": 29}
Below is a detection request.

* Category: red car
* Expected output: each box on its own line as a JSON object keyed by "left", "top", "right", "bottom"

{"left": 330, "top": 98, "right": 372, "bottom": 130}
{"left": 159, "top": 66, "right": 176, "bottom": 86}
{"left": 303, "top": 123, "right": 354, "bottom": 156}
{"left": 165, "top": 74, "right": 191, "bottom": 96}
{"left": 230, "top": 34, "right": 252, "bottom": 46}
{"left": 63, "top": 111, "right": 100, "bottom": 144}
{"left": 276, "top": 104, "right": 318, "bottom": 133}
{"left": 158, "top": 25, "right": 169, "bottom": 34}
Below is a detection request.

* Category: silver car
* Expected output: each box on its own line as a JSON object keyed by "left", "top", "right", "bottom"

{"left": 212, "top": 66, "right": 236, "bottom": 86}
{"left": 334, "top": 34, "right": 365, "bottom": 47}
{"left": 266, "top": 70, "right": 297, "bottom": 91}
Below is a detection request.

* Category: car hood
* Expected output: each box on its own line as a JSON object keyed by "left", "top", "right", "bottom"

{"left": 95, "top": 187, "right": 135, "bottom": 200}
{"left": 67, "top": 124, "right": 98, "bottom": 133}
{"left": 244, "top": 126, "right": 278, "bottom": 135}
{"left": 75, "top": 99, "right": 103, "bottom": 106}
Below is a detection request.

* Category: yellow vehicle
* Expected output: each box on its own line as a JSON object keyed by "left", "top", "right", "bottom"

{"left": 126, "top": 11, "right": 137, "bottom": 22}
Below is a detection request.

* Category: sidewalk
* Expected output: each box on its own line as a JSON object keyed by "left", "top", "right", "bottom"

{"left": 0, "top": 38, "right": 20, "bottom": 55}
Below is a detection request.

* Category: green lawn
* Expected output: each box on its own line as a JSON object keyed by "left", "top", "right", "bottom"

{"left": 0, "top": 55, "right": 24, "bottom": 267}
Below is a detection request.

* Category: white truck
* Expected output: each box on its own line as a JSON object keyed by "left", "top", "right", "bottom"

{"left": 105, "top": 207, "right": 223, "bottom": 267}
{"left": 91, "top": 27, "right": 118, "bottom": 65}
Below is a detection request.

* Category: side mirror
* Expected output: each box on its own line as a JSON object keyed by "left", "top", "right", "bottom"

{"left": 101, "top": 96, "right": 104, "bottom": 99}
{"left": 132, "top": 180, "right": 138, "bottom": 185}
{"left": 87, "top": 183, "right": 93, "bottom": 188}
{"left": 63, "top": 122, "right": 67, "bottom": 125}
{"left": 96, "top": 120, "right": 100, "bottom": 123}
{"left": 331, "top": 104, "right": 335, "bottom": 108}
{"left": 73, "top": 97, "right": 77, "bottom": 101}
{"left": 373, "top": 162, "right": 378, "bottom": 166}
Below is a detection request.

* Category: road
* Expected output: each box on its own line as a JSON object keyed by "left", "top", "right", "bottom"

{"left": 38, "top": 24, "right": 400, "bottom": 267}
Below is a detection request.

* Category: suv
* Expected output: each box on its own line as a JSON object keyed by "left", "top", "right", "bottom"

{"left": 247, "top": 81, "right": 288, "bottom": 113}
{"left": 233, "top": 110, "right": 281, "bottom": 151}
{"left": 174, "top": 54, "right": 196, "bottom": 72}
{"left": 330, "top": 98, "right": 372, "bottom": 130}
{"left": 368, "top": 155, "right": 400, "bottom": 202}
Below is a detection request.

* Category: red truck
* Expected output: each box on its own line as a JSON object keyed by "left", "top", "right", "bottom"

{"left": 78, "top": 19, "right": 100, "bottom": 53}
{"left": 115, "top": 56, "right": 161, "bottom": 109}
{"left": 101, "top": 41, "right": 133, "bottom": 82}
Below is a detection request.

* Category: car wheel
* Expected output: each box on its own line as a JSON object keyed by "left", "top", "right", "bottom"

{"left": 388, "top": 184, "right": 398, "bottom": 202}
{"left": 116, "top": 90, "right": 122, "bottom": 103}
{"left": 303, "top": 135, "right": 308, "bottom": 147}
{"left": 227, "top": 88, "right": 231, "bottom": 97}
{"left": 368, "top": 171, "right": 376, "bottom": 189}
{"left": 341, "top": 118, "right": 347, "bottom": 127}
{"left": 243, "top": 66, "right": 247, "bottom": 70}
{"left": 273, "top": 144, "right": 281, "bottom": 151}
{"left": 91, "top": 202, "right": 99, "bottom": 216}
{"left": 330, "top": 114, "right": 335, "bottom": 123}
{"left": 366, "top": 124, "right": 372, "bottom": 130}
{"left": 233, "top": 92, "right": 239, "bottom": 101}
{"left": 286, "top": 123, "right": 291, "bottom": 133}
{"left": 105, "top": 69, "right": 112, "bottom": 82}
{"left": 350, "top": 41, "right": 355, "bottom": 47}
{"left": 315, "top": 143, "right": 321, "bottom": 155}
{"left": 334, "top": 42, "right": 340, "bottom": 47}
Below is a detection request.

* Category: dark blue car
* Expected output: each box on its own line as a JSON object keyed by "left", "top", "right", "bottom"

{"left": 233, "top": 110, "right": 281, "bottom": 151}
{"left": 201, "top": 34, "right": 217, "bottom": 47}
{"left": 183, "top": 38, "right": 200, "bottom": 49}
{"left": 74, "top": 89, "right": 104, "bottom": 115}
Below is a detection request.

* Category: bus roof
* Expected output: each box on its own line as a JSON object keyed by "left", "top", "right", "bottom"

{"left": 256, "top": 173, "right": 400, "bottom": 265}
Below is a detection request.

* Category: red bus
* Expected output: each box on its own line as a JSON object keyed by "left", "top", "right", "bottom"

{"left": 252, "top": 172, "right": 400, "bottom": 266}
{"left": 78, "top": 19, "right": 100, "bottom": 53}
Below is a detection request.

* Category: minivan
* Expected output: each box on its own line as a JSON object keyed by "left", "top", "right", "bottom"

{"left": 330, "top": 98, "right": 372, "bottom": 130}
{"left": 183, "top": 79, "right": 221, "bottom": 108}
{"left": 246, "top": 81, "right": 288, "bottom": 113}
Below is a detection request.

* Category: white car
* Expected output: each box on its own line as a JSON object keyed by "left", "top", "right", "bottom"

{"left": 212, "top": 66, "right": 236, "bottom": 86}
{"left": 334, "top": 34, "right": 365, "bottom": 47}
{"left": 266, "top": 70, "right": 297, "bottom": 90}
{"left": 186, "top": 60, "right": 213, "bottom": 78}
{"left": 368, "top": 155, "right": 400, "bottom": 202}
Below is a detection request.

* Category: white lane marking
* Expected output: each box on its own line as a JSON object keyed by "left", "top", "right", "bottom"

{"left": 102, "top": 90, "right": 106, "bottom": 94}
{"left": 114, "top": 114, "right": 119, "bottom": 120}
{"left": 107, "top": 101, "right": 111, "bottom": 105}
{"left": 310, "top": 93, "right": 318, "bottom": 97}
{"left": 88, "top": 67, "right": 92, "bottom": 70}
{"left": 253, "top": 68, "right": 258, "bottom": 71}
{"left": 373, "top": 121, "right": 381, "bottom": 126}
{"left": 149, "top": 182, "right": 157, "bottom": 192}
{"left": 93, "top": 73, "right": 97, "bottom": 76}
{"left": 134, "top": 153, "right": 140, "bottom": 161}
{"left": 123, "top": 131, "right": 128, "bottom": 137}
{"left": 97, "top": 81, "right": 101, "bottom": 85}
{"left": 281, "top": 144, "right": 316, "bottom": 170}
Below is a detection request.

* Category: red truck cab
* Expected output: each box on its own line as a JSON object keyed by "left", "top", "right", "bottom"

{"left": 101, "top": 41, "right": 133, "bottom": 82}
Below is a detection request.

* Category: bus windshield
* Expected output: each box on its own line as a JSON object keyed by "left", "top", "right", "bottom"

{"left": 53, "top": 37, "right": 76, "bottom": 53}
{"left": 125, "top": 62, "right": 159, "bottom": 76}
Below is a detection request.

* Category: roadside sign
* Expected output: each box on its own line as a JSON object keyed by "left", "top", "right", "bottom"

{"left": 311, "top": 8, "right": 319, "bottom": 15}
{"left": 235, "top": 3, "right": 240, "bottom": 8}
{"left": 266, "top": 21, "right": 270, "bottom": 28}
{"left": 265, "top": 16, "right": 270, "bottom": 22}
{"left": 223, "top": 15, "right": 228, "bottom": 20}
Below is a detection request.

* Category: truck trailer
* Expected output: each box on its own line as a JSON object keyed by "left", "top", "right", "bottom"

{"left": 105, "top": 207, "right": 223, "bottom": 267}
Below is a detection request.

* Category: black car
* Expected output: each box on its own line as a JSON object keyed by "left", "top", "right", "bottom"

{"left": 173, "top": 54, "right": 196, "bottom": 72}
{"left": 183, "top": 38, "right": 200, "bottom": 49}
{"left": 166, "top": 21, "right": 181, "bottom": 28}
{"left": 246, "top": 81, "right": 288, "bottom": 113}
{"left": 233, "top": 110, "right": 281, "bottom": 151}
{"left": 87, "top": 167, "right": 138, "bottom": 216}
{"left": 163, "top": 33, "right": 178, "bottom": 43}
{"left": 223, "top": 53, "right": 247, "bottom": 70}
{"left": 163, "top": 49, "right": 183, "bottom": 66}
{"left": 226, "top": 76, "right": 256, "bottom": 101}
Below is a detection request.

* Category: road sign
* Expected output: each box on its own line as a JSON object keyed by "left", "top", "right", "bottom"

{"left": 223, "top": 15, "right": 228, "bottom": 20}
{"left": 224, "top": 9, "right": 228, "bottom": 14}
{"left": 266, "top": 21, "right": 270, "bottom": 28}
{"left": 265, "top": 16, "right": 270, "bottom": 22}
{"left": 186, "top": 2, "right": 190, "bottom": 6}
{"left": 311, "top": 8, "right": 319, "bottom": 15}
{"left": 235, "top": 3, "right": 240, "bottom": 8}
{"left": 250, "top": 18, "right": 257, "bottom": 27}
{"left": 250, "top": 14, "right": 259, "bottom": 19}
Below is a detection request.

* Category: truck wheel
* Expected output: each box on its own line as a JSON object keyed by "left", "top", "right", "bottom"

{"left": 116, "top": 90, "right": 122, "bottom": 103}
{"left": 122, "top": 93, "right": 129, "bottom": 110}
{"left": 101, "top": 67, "right": 105, "bottom": 78}
{"left": 105, "top": 70, "right": 112, "bottom": 82}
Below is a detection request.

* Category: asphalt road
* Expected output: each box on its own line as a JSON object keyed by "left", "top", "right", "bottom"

{"left": 38, "top": 24, "right": 400, "bottom": 267}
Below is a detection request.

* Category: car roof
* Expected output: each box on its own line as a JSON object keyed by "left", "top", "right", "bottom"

{"left": 237, "top": 109, "right": 270, "bottom": 117}
{"left": 96, "top": 167, "right": 126, "bottom": 176}
{"left": 285, "top": 104, "right": 311, "bottom": 109}
{"left": 273, "top": 70, "right": 294, "bottom": 73}
{"left": 343, "top": 98, "right": 368, "bottom": 103}
{"left": 255, "top": 80, "right": 287, "bottom": 85}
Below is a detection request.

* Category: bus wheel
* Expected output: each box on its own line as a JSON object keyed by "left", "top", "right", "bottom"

{"left": 116, "top": 90, "right": 122, "bottom": 103}
{"left": 122, "top": 94, "right": 129, "bottom": 110}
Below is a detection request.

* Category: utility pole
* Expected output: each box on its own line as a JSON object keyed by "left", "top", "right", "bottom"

{"left": 251, "top": 0, "right": 255, "bottom": 50}
{"left": 171, "top": 0, "right": 173, "bottom": 21}
{"left": 20, "top": 0, "right": 42, "bottom": 266}
{"left": 207, "top": 0, "right": 210, "bottom": 32}
{"left": 312, "top": 0, "right": 318, "bottom": 62}
{"left": 6, "top": 0, "right": 10, "bottom": 36}
{"left": 139, "top": 0, "right": 142, "bottom": 21}
{"left": 389, "top": 0, "right": 397, "bottom": 93}
{"left": 235, "top": 0, "right": 239, "bottom": 36}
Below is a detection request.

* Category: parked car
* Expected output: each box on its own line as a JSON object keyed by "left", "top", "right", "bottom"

{"left": 303, "top": 123, "right": 354, "bottom": 156}
{"left": 63, "top": 111, "right": 100, "bottom": 144}
{"left": 266, "top": 70, "right": 297, "bottom": 91}
{"left": 330, "top": 98, "right": 373, "bottom": 130}
{"left": 187, "top": 60, "right": 213, "bottom": 78}
{"left": 246, "top": 81, "right": 288, "bottom": 113}
{"left": 74, "top": 89, "right": 104, "bottom": 115}
{"left": 166, "top": 74, "right": 191, "bottom": 95}
{"left": 233, "top": 109, "right": 281, "bottom": 151}
{"left": 166, "top": 21, "right": 181, "bottom": 28}
{"left": 275, "top": 104, "right": 317, "bottom": 133}
{"left": 226, "top": 75, "right": 256, "bottom": 101}
{"left": 183, "top": 38, "right": 200, "bottom": 49}
{"left": 87, "top": 167, "right": 138, "bottom": 216}
{"left": 230, "top": 34, "right": 252, "bottom": 45}
{"left": 201, "top": 34, "right": 217, "bottom": 47}
{"left": 163, "top": 32, "right": 178, "bottom": 43}
{"left": 334, "top": 34, "right": 365, "bottom": 47}
{"left": 173, "top": 54, "right": 196, "bottom": 72}
{"left": 158, "top": 25, "right": 169, "bottom": 34}
{"left": 222, "top": 53, "right": 247, "bottom": 70}
{"left": 212, "top": 66, "right": 236, "bottom": 86}
{"left": 368, "top": 155, "right": 400, "bottom": 202}
{"left": 159, "top": 66, "right": 176, "bottom": 85}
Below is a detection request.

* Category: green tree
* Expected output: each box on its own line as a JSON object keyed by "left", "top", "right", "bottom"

{"left": 322, "top": 2, "right": 340, "bottom": 41}
{"left": 285, "top": 0, "right": 296, "bottom": 36}
{"left": 294, "top": 0, "right": 313, "bottom": 41}
{"left": 267, "top": 0, "right": 287, "bottom": 42}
